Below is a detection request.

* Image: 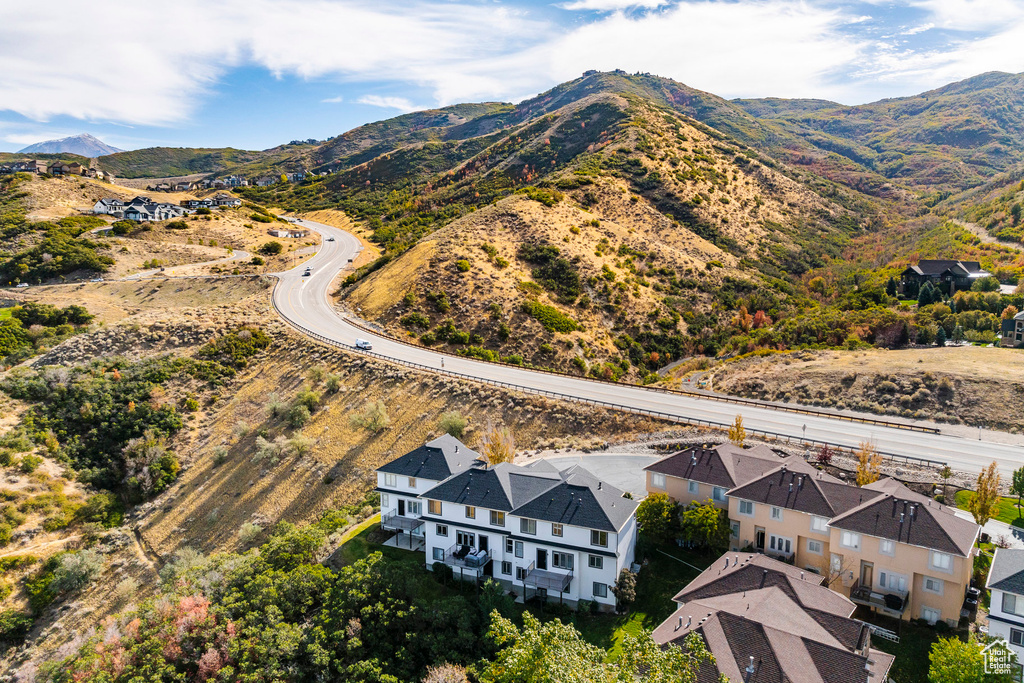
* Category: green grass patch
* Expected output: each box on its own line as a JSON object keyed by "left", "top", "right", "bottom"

{"left": 868, "top": 618, "right": 944, "bottom": 683}
{"left": 954, "top": 490, "right": 1024, "bottom": 528}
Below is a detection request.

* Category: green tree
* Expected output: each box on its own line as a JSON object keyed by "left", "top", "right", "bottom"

{"left": 927, "top": 635, "right": 1014, "bottom": 682}
{"left": 611, "top": 568, "right": 637, "bottom": 611}
{"left": 679, "top": 500, "right": 730, "bottom": 551}
{"left": 886, "top": 276, "right": 897, "bottom": 297}
{"left": 636, "top": 493, "right": 679, "bottom": 545}
{"left": 936, "top": 326, "right": 947, "bottom": 347}
{"left": 919, "top": 282, "right": 934, "bottom": 307}
{"left": 969, "top": 462, "right": 1002, "bottom": 527}
{"left": 952, "top": 324, "right": 965, "bottom": 344}
{"left": 1012, "top": 467, "right": 1024, "bottom": 520}
{"left": 438, "top": 411, "right": 468, "bottom": 439}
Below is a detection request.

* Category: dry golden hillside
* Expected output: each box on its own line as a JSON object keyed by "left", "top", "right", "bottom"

{"left": 341, "top": 98, "right": 853, "bottom": 378}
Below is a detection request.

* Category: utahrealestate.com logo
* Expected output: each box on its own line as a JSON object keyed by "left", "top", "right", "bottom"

{"left": 983, "top": 640, "right": 1016, "bottom": 676}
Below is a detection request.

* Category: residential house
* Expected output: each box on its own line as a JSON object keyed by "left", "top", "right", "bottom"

{"left": 986, "top": 548, "right": 1024, "bottom": 673}
{"left": 120, "top": 196, "right": 190, "bottom": 222}
{"left": 92, "top": 198, "right": 126, "bottom": 215}
{"left": 644, "top": 443, "right": 785, "bottom": 510}
{"left": 267, "top": 228, "right": 309, "bottom": 238}
{"left": 49, "top": 162, "right": 71, "bottom": 176}
{"left": 652, "top": 552, "right": 895, "bottom": 683}
{"left": 728, "top": 462, "right": 980, "bottom": 626}
{"left": 173, "top": 180, "right": 196, "bottom": 192}
{"left": 211, "top": 193, "right": 242, "bottom": 207}
{"left": 181, "top": 198, "right": 214, "bottom": 210}
{"left": 377, "top": 436, "right": 639, "bottom": 610}
{"left": 255, "top": 176, "right": 277, "bottom": 187}
{"left": 1001, "top": 310, "right": 1024, "bottom": 347}
{"left": 901, "top": 259, "right": 992, "bottom": 295}
{"left": 66, "top": 162, "right": 85, "bottom": 175}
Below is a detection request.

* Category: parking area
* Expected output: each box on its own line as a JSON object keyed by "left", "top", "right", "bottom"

{"left": 537, "top": 453, "right": 659, "bottom": 499}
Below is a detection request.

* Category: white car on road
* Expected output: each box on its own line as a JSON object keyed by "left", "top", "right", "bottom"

{"left": 355, "top": 339, "right": 373, "bottom": 350}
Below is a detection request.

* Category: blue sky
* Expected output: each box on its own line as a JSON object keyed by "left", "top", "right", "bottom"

{"left": 1, "top": 0, "right": 1022, "bottom": 152}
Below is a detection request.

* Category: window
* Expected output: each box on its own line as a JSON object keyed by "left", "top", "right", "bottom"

{"left": 428, "top": 499, "right": 441, "bottom": 515}
{"left": 589, "top": 555, "right": 603, "bottom": 569}
{"left": 515, "top": 541, "right": 524, "bottom": 558}
{"left": 768, "top": 534, "right": 792, "bottom": 555}
{"left": 651, "top": 472, "right": 666, "bottom": 489}
{"left": 1005, "top": 593, "right": 1024, "bottom": 617}
{"left": 830, "top": 554, "right": 842, "bottom": 573}
{"left": 879, "top": 571, "right": 908, "bottom": 592}
{"left": 384, "top": 473, "right": 397, "bottom": 487}
{"left": 880, "top": 539, "right": 895, "bottom": 556}
{"left": 810, "top": 516, "right": 829, "bottom": 534}
{"left": 465, "top": 506, "right": 476, "bottom": 519}
{"left": 688, "top": 480, "right": 699, "bottom": 495}
{"left": 491, "top": 511, "right": 505, "bottom": 527}
{"left": 501, "top": 561, "right": 512, "bottom": 576}
{"left": 930, "top": 551, "right": 953, "bottom": 572}
{"left": 923, "top": 577, "right": 944, "bottom": 595}
{"left": 805, "top": 566, "right": 821, "bottom": 575}
{"left": 1011, "top": 628, "right": 1024, "bottom": 647}
{"left": 506, "top": 537, "right": 514, "bottom": 554}
{"left": 456, "top": 531, "right": 475, "bottom": 547}
{"left": 408, "top": 477, "right": 417, "bottom": 488}
{"left": 770, "top": 506, "right": 783, "bottom": 521}
{"left": 407, "top": 501, "right": 421, "bottom": 516}
{"left": 432, "top": 547, "right": 444, "bottom": 561}
{"left": 591, "top": 530, "right": 608, "bottom": 547}
{"left": 552, "top": 552, "right": 574, "bottom": 570}
{"left": 436, "top": 524, "right": 448, "bottom": 537}
{"left": 730, "top": 521, "right": 740, "bottom": 538}
{"left": 380, "top": 493, "right": 390, "bottom": 508}
{"left": 738, "top": 500, "right": 754, "bottom": 516}
{"left": 807, "top": 539, "right": 823, "bottom": 554}
{"left": 840, "top": 531, "right": 861, "bottom": 550}
{"left": 552, "top": 523, "right": 563, "bottom": 537}
{"left": 713, "top": 487, "right": 726, "bottom": 502}
{"left": 921, "top": 607, "right": 941, "bottom": 625}
{"left": 521, "top": 518, "right": 537, "bottom": 535}
{"left": 516, "top": 567, "right": 527, "bottom": 581}
{"left": 593, "top": 582, "right": 608, "bottom": 598}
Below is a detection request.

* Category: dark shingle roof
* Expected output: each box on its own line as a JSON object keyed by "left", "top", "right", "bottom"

{"left": 909, "top": 259, "right": 984, "bottom": 276}
{"left": 644, "top": 443, "right": 783, "bottom": 489}
{"left": 987, "top": 548, "right": 1024, "bottom": 594}
{"left": 829, "top": 483, "right": 979, "bottom": 557}
{"left": 726, "top": 459, "right": 870, "bottom": 518}
{"left": 377, "top": 434, "right": 480, "bottom": 482}
{"left": 510, "top": 464, "right": 638, "bottom": 532}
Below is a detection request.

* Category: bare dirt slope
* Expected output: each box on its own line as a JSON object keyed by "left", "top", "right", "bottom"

{"left": 706, "top": 347, "right": 1024, "bottom": 431}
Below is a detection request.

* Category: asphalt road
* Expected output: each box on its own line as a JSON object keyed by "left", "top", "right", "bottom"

{"left": 273, "top": 218, "right": 1024, "bottom": 476}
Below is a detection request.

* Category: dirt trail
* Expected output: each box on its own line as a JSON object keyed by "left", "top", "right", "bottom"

{"left": 0, "top": 535, "right": 80, "bottom": 559}
{"left": 952, "top": 218, "right": 1022, "bottom": 251}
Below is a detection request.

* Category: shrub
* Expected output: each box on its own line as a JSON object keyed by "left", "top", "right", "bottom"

{"left": 50, "top": 550, "right": 104, "bottom": 594}
{"left": 250, "top": 213, "right": 274, "bottom": 223}
{"left": 18, "top": 454, "right": 42, "bottom": 474}
{"left": 0, "top": 609, "right": 32, "bottom": 644}
{"left": 287, "top": 404, "right": 311, "bottom": 428}
{"left": 110, "top": 219, "right": 136, "bottom": 236}
{"left": 350, "top": 400, "right": 389, "bottom": 432}
{"left": 250, "top": 256, "right": 265, "bottom": 266}
{"left": 165, "top": 221, "right": 188, "bottom": 230}
{"left": 520, "top": 300, "right": 578, "bottom": 333}
{"left": 239, "top": 522, "right": 263, "bottom": 544}
{"left": 195, "top": 207, "right": 211, "bottom": 215}
{"left": 265, "top": 392, "right": 287, "bottom": 418}
{"left": 76, "top": 492, "right": 123, "bottom": 527}
{"left": 401, "top": 312, "right": 430, "bottom": 330}
{"left": 212, "top": 447, "right": 229, "bottom": 466}
{"left": 294, "top": 388, "right": 321, "bottom": 412}
{"left": 455, "top": 259, "right": 470, "bottom": 272}
{"left": 438, "top": 411, "right": 468, "bottom": 438}
{"left": 259, "top": 241, "right": 284, "bottom": 255}
{"left": 325, "top": 374, "right": 342, "bottom": 394}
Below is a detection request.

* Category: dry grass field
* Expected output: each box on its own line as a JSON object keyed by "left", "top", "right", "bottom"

{"left": 706, "top": 346, "right": 1024, "bottom": 431}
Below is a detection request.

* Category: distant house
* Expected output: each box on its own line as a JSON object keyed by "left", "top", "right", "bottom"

{"left": 1001, "top": 311, "right": 1024, "bottom": 347}
{"left": 121, "top": 196, "right": 190, "bottom": 222}
{"left": 92, "top": 198, "right": 126, "bottom": 215}
{"left": 652, "top": 553, "right": 896, "bottom": 682}
{"left": 49, "top": 163, "right": 71, "bottom": 176}
{"left": 987, "top": 548, "right": 1024, "bottom": 675}
{"left": 268, "top": 228, "right": 308, "bottom": 238}
{"left": 172, "top": 180, "right": 195, "bottom": 192}
{"left": 181, "top": 198, "right": 214, "bottom": 210}
{"left": 901, "top": 259, "right": 991, "bottom": 295}
{"left": 211, "top": 193, "right": 241, "bottom": 207}
{"left": 644, "top": 443, "right": 784, "bottom": 510}
{"left": 255, "top": 176, "right": 277, "bottom": 187}
{"left": 66, "top": 162, "right": 85, "bottom": 175}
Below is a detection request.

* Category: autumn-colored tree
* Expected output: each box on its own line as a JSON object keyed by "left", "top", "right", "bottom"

{"left": 423, "top": 663, "right": 470, "bottom": 683}
{"left": 938, "top": 465, "right": 953, "bottom": 504}
{"left": 481, "top": 422, "right": 516, "bottom": 465}
{"left": 751, "top": 310, "right": 771, "bottom": 329}
{"left": 732, "top": 306, "right": 753, "bottom": 333}
{"left": 968, "top": 461, "right": 1001, "bottom": 527}
{"left": 727, "top": 415, "right": 746, "bottom": 446}
{"left": 855, "top": 441, "right": 882, "bottom": 486}
{"left": 1003, "top": 305, "right": 1020, "bottom": 320}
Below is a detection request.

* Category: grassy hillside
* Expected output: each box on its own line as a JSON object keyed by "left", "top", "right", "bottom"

{"left": 96, "top": 142, "right": 318, "bottom": 179}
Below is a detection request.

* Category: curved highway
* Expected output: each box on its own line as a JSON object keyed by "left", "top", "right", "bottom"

{"left": 274, "top": 217, "right": 1023, "bottom": 476}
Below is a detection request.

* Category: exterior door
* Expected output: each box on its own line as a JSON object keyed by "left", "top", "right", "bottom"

{"left": 398, "top": 499, "right": 405, "bottom": 516}
{"left": 755, "top": 527, "right": 766, "bottom": 551}
{"left": 479, "top": 535, "right": 489, "bottom": 553}
{"left": 860, "top": 561, "right": 873, "bottom": 588}
{"left": 537, "top": 549, "right": 548, "bottom": 570}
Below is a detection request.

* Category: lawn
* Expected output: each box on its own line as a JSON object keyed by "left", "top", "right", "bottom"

{"left": 866, "top": 616, "right": 946, "bottom": 683}
{"left": 0, "top": 308, "right": 11, "bottom": 320}
{"left": 955, "top": 490, "right": 1024, "bottom": 528}
{"left": 334, "top": 524, "right": 714, "bottom": 659}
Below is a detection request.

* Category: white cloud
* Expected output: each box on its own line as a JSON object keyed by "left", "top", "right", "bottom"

{"left": 559, "top": 0, "right": 669, "bottom": 10}
{"left": 321, "top": 95, "right": 345, "bottom": 103}
{"left": 357, "top": 95, "right": 417, "bottom": 112}
{"left": 909, "top": 0, "right": 1024, "bottom": 32}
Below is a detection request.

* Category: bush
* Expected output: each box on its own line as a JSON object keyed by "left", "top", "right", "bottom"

{"left": 350, "top": 400, "right": 389, "bottom": 432}
{"left": 195, "top": 207, "right": 212, "bottom": 215}
{"left": 325, "top": 374, "right": 343, "bottom": 394}
{"left": 294, "top": 388, "right": 321, "bottom": 412}
{"left": 520, "top": 300, "right": 578, "bottom": 333}
{"left": 50, "top": 550, "right": 104, "bottom": 594}
{"left": 259, "top": 241, "right": 284, "bottom": 255}
{"left": 239, "top": 522, "right": 263, "bottom": 544}
{"left": 250, "top": 213, "right": 274, "bottom": 223}
{"left": 18, "top": 454, "right": 42, "bottom": 473}
{"left": 438, "top": 411, "right": 468, "bottom": 438}
{"left": 110, "top": 219, "right": 136, "bottom": 236}
{"left": 455, "top": 259, "right": 471, "bottom": 272}
{"left": 0, "top": 609, "right": 32, "bottom": 644}
{"left": 250, "top": 256, "right": 265, "bottom": 266}
{"left": 165, "top": 221, "right": 188, "bottom": 230}
{"left": 288, "top": 404, "right": 311, "bottom": 428}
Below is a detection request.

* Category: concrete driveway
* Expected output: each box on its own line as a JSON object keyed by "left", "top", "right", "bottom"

{"left": 538, "top": 454, "right": 658, "bottom": 499}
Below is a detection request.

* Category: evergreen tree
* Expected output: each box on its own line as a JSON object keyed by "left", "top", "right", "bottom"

{"left": 936, "top": 326, "right": 947, "bottom": 346}
{"left": 886, "top": 276, "right": 897, "bottom": 297}
{"left": 918, "top": 282, "right": 933, "bottom": 307}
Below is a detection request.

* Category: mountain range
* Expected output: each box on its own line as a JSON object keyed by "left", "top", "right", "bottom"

{"left": 17, "top": 133, "right": 123, "bottom": 157}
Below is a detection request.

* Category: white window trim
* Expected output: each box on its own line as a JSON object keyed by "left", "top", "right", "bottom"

{"left": 922, "top": 576, "right": 944, "bottom": 595}
{"left": 688, "top": 480, "right": 699, "bottom": 495}
{"left": 380, "top": 493, "right": 390, "bottom": 508}
{"left": 384, "top": 473, "right": 397, "bottom": 487}
{"left": 768, "top": 533, "right": 793, "bottom": 555}
{"left": 921, "top": 607, "right": 941, "bottom": 625}
{"left": 839, "top": 531, "right": 861, "bottom": 551}
{"left": 552, "top": 523, "right": 563, "bottom": 537}
{"left": 738, "top": 500, "right": 755, "bottom": 517}
{"left": 651, "top": 472, "right": 666, "bottom": 489}
{"left": 929, "top": 550, "right": 953, "bottom": 574}
{"left": 770, "top": 506, "right": 783, "bottom": 521}
{"left": 713, "top": 487, "right": 726, "bottom": 502}
{"left": 436, "top": 524, "right": 448, "bottom": 537}
{"left": 879, "top": 538, "right": 895, "bottom": 556}
{"left": 588, "top": 554, "right": 603, "bottom": 569}
{"left": 810, "top": 516, "right": 829, "bottom": 535}
{"left": 593, "top": 582, "right": 608, "bottom": 598}
{"left": 807, "top": 539, "right": 823, "bottom": 555}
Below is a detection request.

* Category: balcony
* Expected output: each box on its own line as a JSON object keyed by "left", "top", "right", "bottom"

{"left": 765, "top": 548, "right": 795, "bottom": 564}
{"left": 850, "top": 580, "right": 909, "bottom": 617}
{"left": 441, "top": 544, "right": 490, "bottom": 571}
{"left": 381, "top": 510, "right": 425, "bottom": 534}
{"left": 524, "top": 561, "right": 573, "bottom": 593}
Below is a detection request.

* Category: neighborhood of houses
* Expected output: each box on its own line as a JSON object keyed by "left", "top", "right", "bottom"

{"left": 146, "top": 171, "right": 316, "bottom": 192}
{"left": 92, "top": 193, "right": 242, "bottom": 222}
{"left": 0, "top": 158, "right": 114, "bottom": 181}
{"left": 373, "top": 434, "right": 997, "bottom": 682}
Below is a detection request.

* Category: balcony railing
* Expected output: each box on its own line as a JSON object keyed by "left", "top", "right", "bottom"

{"left": 850, "top": 580, "right": 909, "bottom": 616}
{"left": 381, "top": 510, "right": 425, "bottom": 534}
{"left": 524, "top": 561, "right": 573, "bottom": 593}
{"left": 442, "top": 544, "right": 490, "bottom": 570}
{"left": 765, "top": 547, "right": 795, "bottom": 564}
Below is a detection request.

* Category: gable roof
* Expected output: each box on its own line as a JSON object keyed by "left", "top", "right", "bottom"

{"left": 907, "top": 259, "right": 985, "bottom": 276}
{"left": 510, "top": 464, "right": 638, "bottom": 532}
{"left": 988, "top": 548, "right": 1024, "bottom": 595}
{"left": 727, "top": 459, "right": 877, "bottom": 518}
{"left": 829, "top": 479, "right": 979, "bottom": 557}
{"left": 653, "top": 553, "right": 893, "bottom": 683}
{"left": 644, "top": 443, "right": 784, "bottom": 489}
{"left": 377, "top": 434, "right": 481, "bottom": 482}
